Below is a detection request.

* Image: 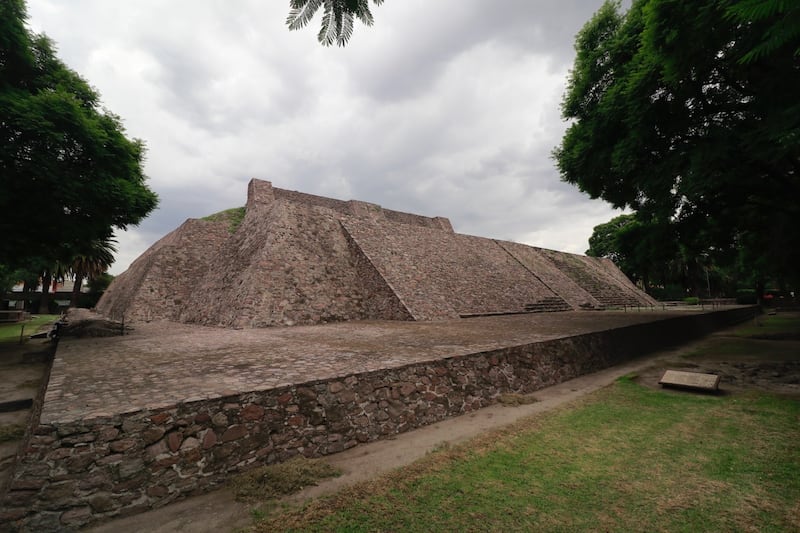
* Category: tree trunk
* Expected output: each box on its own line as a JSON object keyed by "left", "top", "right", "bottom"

{"left": 38, "top": 272, "right": 51, "bottom": 314}
{"left": 755, "top": 279, "right": 765, "bottom": 305}
{"left": 70, "top": 271, "right": 84, "bottom": 308}
{"left": 21, "top": 279, "right": 32, "bottom": 310}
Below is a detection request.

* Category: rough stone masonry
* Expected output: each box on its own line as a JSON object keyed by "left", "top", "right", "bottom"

{"left": 3, "top": 308, "right": 756, "bottom": 530}
{"left": 1, "top": 180, "right": 685, "bottom": 531}
{"left": 96, "top": 179, "right": 657, "bottom": 328}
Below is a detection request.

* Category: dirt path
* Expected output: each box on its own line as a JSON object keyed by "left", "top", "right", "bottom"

{"left": 86, "top": 339, "right": 705, "bottom": 533}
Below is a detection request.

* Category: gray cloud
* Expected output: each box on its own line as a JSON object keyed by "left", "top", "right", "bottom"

{"left": 25, "top": 0, "right": 619, "bottom": 274}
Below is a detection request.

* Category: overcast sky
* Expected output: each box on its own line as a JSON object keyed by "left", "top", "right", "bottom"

{"left": 26, "top": 0, "right": 621, "bottom": 275}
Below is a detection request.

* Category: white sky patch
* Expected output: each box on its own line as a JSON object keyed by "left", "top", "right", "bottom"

{"left": 25, "top": 0, "right": 619, "bottom": 275}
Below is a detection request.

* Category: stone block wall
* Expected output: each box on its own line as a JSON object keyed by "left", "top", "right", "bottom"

{"left": 593, "top": 257, "right": 659, "bottom": 306}
{"left": 98, "top": 179, "right": 657, "bottom": 326}
{"left": 343, "top": 219, "right": 565, "bottom": 320}
{"left": 3, "top": 307, "right": 756, "bottom": 531}
{"left": 181, "top": 201, "right": 377, "bottom": 327}
{"left": 97, "top": 219, "right": 232, "bottom": 323}
{"left": 498, "top": 242, "right": 602, "bottom": 309}
{"left": 534, "top": 248, "right": 652, "bottom": 307}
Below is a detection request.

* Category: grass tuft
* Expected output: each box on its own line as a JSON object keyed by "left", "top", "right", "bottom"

{"left": 0, "top": 423, "right": 26, "bottom": 443}
{"left": 732, "top": 314, "right": 800, "bottom": 340}
{"left": 497, "top": 393, "right": 539, "bottom": 406}
{"left": 0, "top": 315, "right": 59, "bottom": 344}
{"left": 246, "top": 380, "right": 800, "bottom": 532}
{"left": 232, "top": 456, "right": 341, "bottom": 503}
{"left": 202, "top": 207, "right": 246, "bottom": 233}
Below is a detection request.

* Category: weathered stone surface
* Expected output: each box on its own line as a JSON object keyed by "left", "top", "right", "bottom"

{"left": 88, "top": 492, "right": 115, "bottom": 513}
{"left": 241, "top": 404, "right": 264, "bottom": 421}
{"left": 40, "top": 481, "right": 77, "bottom": 503}
{"left": 221, "top": 424, "right": 247, "bottom": 442}
{"left": 61, "top": 505, "right": 93, "bottom": 527}
{"left": 0, "top": 507, "right": 27, "bottom": 522}
{"left": 117, "top": 458, "right": 144, "bottom": 480}
{"left": 150, "top": 412, "right": 172, "bottom": 425}
{"left": 109, "top": 438, "right": 137, "bottom": 453}
{"left": 145, "top": 439, "right": 167, "bottom": 458}
{"left": 211, "top": 412, "right": 228, "bottom": 427}
{"left": 24, "top": 511, "right": 62, "bottom": 531}
{"left": 97, "top": 426, "right": 120, "bottom": 442}
{"left": 97, "top": 179, "right": 655, "bottom": 328}
{"left": 65, "top": 452, "right": 95, "bottom": 473}
{"left": 166, "top": 432, "right": 183, "bottom": 452}
{"left": 180, "top": 437, "right": 199, "bottom": 451}
{"left": 659, "top": 370, "right": 721, "bottom": 391}
{"left": 201, "top": 429, "right": 217, "bottom": 449}
{"left": 142, "top": 427, "right": 166, "bottom": 445}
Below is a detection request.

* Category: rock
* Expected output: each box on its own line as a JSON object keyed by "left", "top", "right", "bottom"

{"left": 142, "top": 427, "right": 166, "bottom": 445}
{"left": 241, "top": 404, "right": 264, "bottom": 421}
{"left": 221, "top": 425, "right": 247, "bottom": 442}
{"left": 58, "top": 308, "right": 130, "bottom": 338}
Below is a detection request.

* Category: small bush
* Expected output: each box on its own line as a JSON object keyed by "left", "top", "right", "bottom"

{"left": 683, "top": 296, "right": 700, "bottom": 305}
{"left": 736, "top": 289, "right": 757, "bottom": 304}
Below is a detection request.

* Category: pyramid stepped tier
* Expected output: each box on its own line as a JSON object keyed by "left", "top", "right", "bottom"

{"left": 533, "top": 248, "right": 655, "bottom": 308}
{"left": 523, "top": 297, "right": 573, "bottom": 313}
{"left": 97, "top": 179, "right": 656, "bottom": 327}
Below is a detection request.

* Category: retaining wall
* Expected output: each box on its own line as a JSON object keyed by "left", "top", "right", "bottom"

{"left": 3, "top": 307, "right": 756, "bottom": 531}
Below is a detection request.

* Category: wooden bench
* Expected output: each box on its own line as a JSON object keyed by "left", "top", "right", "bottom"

{"left": 659, "top": 370, "right": 720, "bottom": 392}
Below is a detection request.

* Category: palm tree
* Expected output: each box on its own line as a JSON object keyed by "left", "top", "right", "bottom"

{"left": 69, "top": 237, "right": 117, "bottom": 308}
{"left": 287, "top": 0, "right": 384, "bottom": 46}
{"left": 38, "top": 260, "right": 68, "bottom": 314}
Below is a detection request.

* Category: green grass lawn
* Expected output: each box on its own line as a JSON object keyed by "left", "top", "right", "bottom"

{"left": 0, "top": 315, "right": 59, "bottom": 344}
{"left": 733, "top": 314, "right": 800, "bottom": 340}
{"left": 247, "top": 314, "right": 800, "bottom": 532}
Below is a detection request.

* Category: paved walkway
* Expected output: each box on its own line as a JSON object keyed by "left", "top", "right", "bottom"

{"left": 43, "top": 310, "right": 699, "bottom": 424}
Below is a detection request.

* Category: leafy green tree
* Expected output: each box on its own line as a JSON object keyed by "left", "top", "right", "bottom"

{"left": 0, "top": 0, "right": 158, "bottom": 271}
{"left": 587, "top": 213, "right": 686, "bottom": 294}
{"left": 287, "top": 0, "right": 384, "bottom": 46}
{"left": 83, "top": 272, "right": 114, "bottom": 308}
{"left": 555, "top": 0, "right": 800, "bottom": 298}
{"left": 586, "top": 214, "right": 636, "bottom": 269}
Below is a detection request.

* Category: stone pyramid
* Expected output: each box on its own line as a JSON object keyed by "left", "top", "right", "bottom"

{"left": 97, "top": 179, "right": 657, "bottom": 327}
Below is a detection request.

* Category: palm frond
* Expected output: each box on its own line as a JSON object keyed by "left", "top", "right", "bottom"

{"left": 337, "top": 8, "right": 355, "bottom": 46}
{"left": 289, "top": 0, "right": 385, "bottom": 46}
{"left": 318, "top": 1, "right": 339, "bottom": 47}
{"left": 354, "top": 0, "right": 374, "bottom": 26}
{"left": 286, "top": 0, "right": 324, "bottom": 30}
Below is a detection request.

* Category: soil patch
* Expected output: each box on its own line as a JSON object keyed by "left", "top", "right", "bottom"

{"left": 634, "top": 315, "right": 800, "bottom": 398}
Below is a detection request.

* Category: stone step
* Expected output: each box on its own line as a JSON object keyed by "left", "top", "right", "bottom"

{"left": 659, "top": 370, "right": 721, "bottom": 392}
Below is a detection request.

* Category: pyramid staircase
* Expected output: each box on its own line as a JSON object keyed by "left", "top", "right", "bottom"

{"left": 523, "top": 297, "right": 572, "bottom": 313}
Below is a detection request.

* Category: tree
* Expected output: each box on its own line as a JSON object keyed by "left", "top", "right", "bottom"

{"left": 37, "top": 259, "right": 67, "bottom": 314}
{"left": 69, "top": 236, "right": 117, "bottom": 308}
{"left": 587, "top": 213, "right": 680, "bottom": 293}
{"left": 554, "top": 0, "right": 800, "bottom": 297}
{"left": 286, "top": 0, "right": 384, "bottom": 46}
{"left": 0, "top": 0, "right": 158, "bottom": 271}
